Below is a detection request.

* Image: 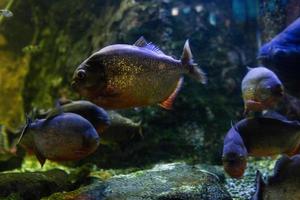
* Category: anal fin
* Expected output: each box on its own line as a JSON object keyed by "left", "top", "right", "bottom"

{"left": 33, "top": 145, "right": 46, "bottom": 167}
{"left": 159, "top": 77, "right": 184, "bottom": 110}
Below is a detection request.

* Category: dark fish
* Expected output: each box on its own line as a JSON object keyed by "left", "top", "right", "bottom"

{"left": 258, "top": 17, "right": 300, "bottom": 98}
{"left": 0, "top": 9, "right": 13, "bottom": 18}
{"left": 252, "top": 155, "right": 300, "bottom": 200}
{"left": 47, "top": 100, "right": 111, "bottom": 133}
{"left": 222, "top": 122, "right": 248, "bottom": 179}
{"left": 223, "top": 112, "right": 300, "bottom": 178}
{"left": 101, "top": 111, "right": 142, "bottom": 145}
{"left": 241, "top": 67, "right": 284, "bottom": 114}
{"left": 72, "top": 37, "right": 207, "bottom": 110}
{"left": 19, "top": 113, "right": 99, "bottom": 166}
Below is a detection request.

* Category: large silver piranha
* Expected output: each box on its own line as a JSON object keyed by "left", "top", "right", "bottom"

{"left": 72, "top": 37, "right": 207, "bottom": 110}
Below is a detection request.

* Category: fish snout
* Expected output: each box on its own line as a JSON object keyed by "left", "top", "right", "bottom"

{"left": 71, "top": 80, "right": 80, "bottom": 92}
{"left": 243, "top": 99, "right": 264, "bottom": 114}
{"left": 222, "top": 154, "right": 247, "bottom": 179}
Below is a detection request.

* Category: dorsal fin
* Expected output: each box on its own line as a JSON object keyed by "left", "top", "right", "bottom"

{"left": 267, "top": 155, "right": 291, "bottom": 185}
{"left": 262, "top": 111, "right": 288, "bottom": 121}
{"left": 133, "top": 36, "right": 148, "bottom": 47}
{"left": 246, "top": 66, "right": 253, "bottom": 71}
{"left": 262, "top": 111, "right": 300, "bottom": 126}
{"left": 54, "top": 98, "right": 73, "bottom": 108}
{"left": 159, "top": 77, "right": 184, "bottom": 110}
{"left": 133, "top": 36, "right": 165, "bottom": 55}
{"left": 145, "top": 42, "right": 165, "bottom": 55}
{"left": 46, "top": 101, "right": 64, "bottom": 120}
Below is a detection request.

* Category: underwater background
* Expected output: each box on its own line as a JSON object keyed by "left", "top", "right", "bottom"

{"left": 0, "top": 0, "right": 299, "bottom": 199}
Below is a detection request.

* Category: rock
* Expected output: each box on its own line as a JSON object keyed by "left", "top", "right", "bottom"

{"left": 0, "top": 153, "right": 24, "bottom": 172}
{"left": 0, "top": 169, "right": 70, "bottom": 199}
{"left": 45, "top": 163, "right": 232, "bottom": 200}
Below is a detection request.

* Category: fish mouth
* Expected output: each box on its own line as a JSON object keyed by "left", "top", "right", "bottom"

{"left": 243, "top": 88, "right": 283, "bottom": 114}
{"left": 222, "top": 157, "right": 247, "bottom": 179}
{"left": 71, "top": 80, "right": 79, "bottom": 91}
{"left": 244, "top": 99, "right": 264, "bottom": 114}
{"left": 244, "top": 95, "right": 282, "bottom": 114}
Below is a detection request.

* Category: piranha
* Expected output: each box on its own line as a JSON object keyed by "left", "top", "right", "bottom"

{"left": 72, "top": 37, "right": 207, "bottom": 110}
{"left": 222, "top": 112, "right": 300, "bottom": 178}
{"left": 100, "top": 111, "right": 142, "bottom": 146}
{"left": 222, "top": 122, "right": 248, "bottom": 179}
{"left": 241, "top": 67, "right": 284, "bottom": 115}
{"left": 258, "top": 17, "right": 300, "bottom": 98}
{"left": 252, "top": 155, "right": 300, "bottom": 200}
{"left": 46, "top": 100, "right": 111, "bottom": 133}
{"left": 19, "top": 113, "right": 99, "bottom": 166}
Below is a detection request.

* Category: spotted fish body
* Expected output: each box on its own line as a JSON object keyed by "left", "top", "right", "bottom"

{"left": 20, "top": 113, "right": 99, "bottom": 166}
{"left": 223, "top": 113, "right": 300, "bottom": 178}
{"left": 252, "top": 155, "right": 300, "bottom": 200}
{"left": 72, "top": 37, "right": 206, "bottom": 109}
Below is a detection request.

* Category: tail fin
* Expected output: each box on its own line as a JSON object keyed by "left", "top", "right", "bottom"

{"left": 181, "top": 40, "right": 207, "bottom": 84}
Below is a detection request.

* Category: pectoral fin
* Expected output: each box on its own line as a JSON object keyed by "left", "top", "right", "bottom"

{"left": 159, "top": 77, "right": 184, "bottom": 110}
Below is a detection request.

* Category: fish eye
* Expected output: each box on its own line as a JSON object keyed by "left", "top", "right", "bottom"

{"left": 76, "top": 70, "right": 86, "bottom": 80}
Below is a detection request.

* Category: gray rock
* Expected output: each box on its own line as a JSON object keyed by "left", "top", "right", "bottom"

{"left": 45, "top": 163, "right": 232, "bottom": 200}
{"left": 0, "top": 169, "right": 70, "bottom": 199}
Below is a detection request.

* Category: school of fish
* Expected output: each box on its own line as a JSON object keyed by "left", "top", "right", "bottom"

{"left": 223, "top": 16, "right": 300, "bottom": 199}
{"left": 10, "top": 13, "right": 300, "bottom": 199}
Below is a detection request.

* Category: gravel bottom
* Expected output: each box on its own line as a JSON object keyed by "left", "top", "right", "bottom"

{"left": 225, "top": 157, "right": 278, "bottom": 200}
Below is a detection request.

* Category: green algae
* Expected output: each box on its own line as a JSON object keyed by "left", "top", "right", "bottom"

{"left": 0, "top": 169, "right": 70, "bottom": 199}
